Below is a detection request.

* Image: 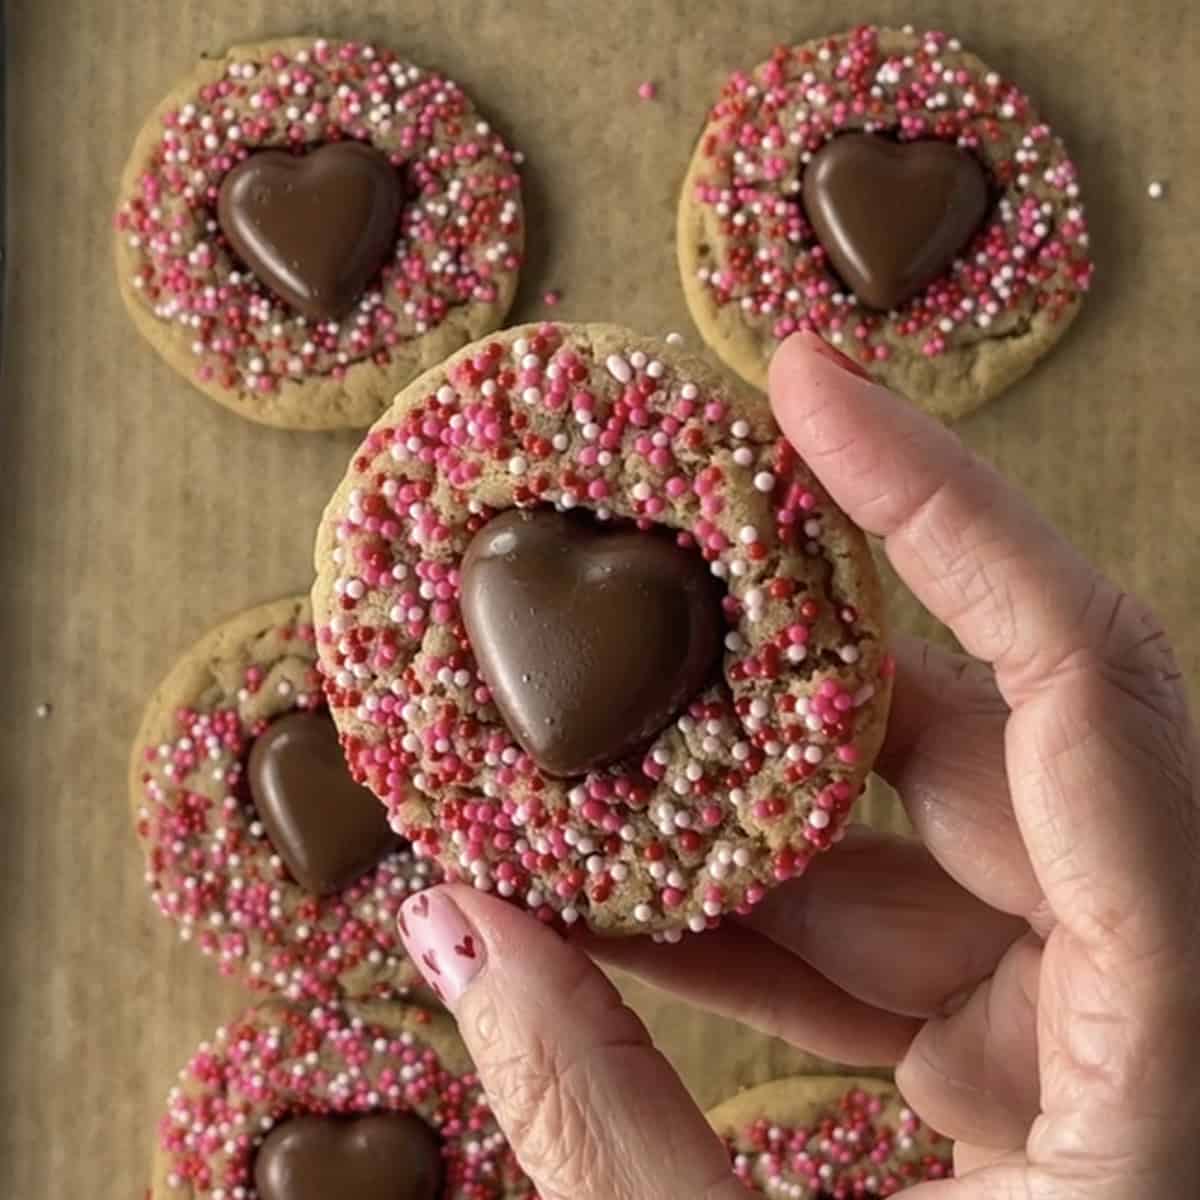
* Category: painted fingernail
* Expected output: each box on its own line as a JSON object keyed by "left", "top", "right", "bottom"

{"left": 397, "top": 887, "right": 485, "bottom": 1008}
{"left": 798, "top": 330, "right": 875, "bottom": 383}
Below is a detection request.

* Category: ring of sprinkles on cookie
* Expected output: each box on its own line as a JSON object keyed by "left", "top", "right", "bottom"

{"left": 131, "top": 600, "right": 440, "bottom": 1004}
{"left": 114, "top": 38, "right": 524, "bottom": 427}
{"left": 712, "top": 1081, "right": 952, "bottom": 1197}
{"left": 152, "top": 1003, "right": 536, "bottom": 1199}
{"left": 679, "top": 24, "right": 1093, "bottom": 416}
{"left": 313, "top": 322, "right": 890, "bottom": 936}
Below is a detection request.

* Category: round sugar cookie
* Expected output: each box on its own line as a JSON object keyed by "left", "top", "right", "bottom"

{"left": 678, "top": 24, "right": 1093, "bottom": 419}
{"left": 149, "top": 1000, "right": 535, "bottom": 1199}
{"left": 312, "top": 321, "right": 891, "bottom": 936}
{"left": 130, "top": 596, "right": 440, "bottom": 1003}
{"left": 707, "top": 1075, "right": 952, "bottom": 1196}
{"left": 115, "top": 37, "right": 525, "bottom": 430}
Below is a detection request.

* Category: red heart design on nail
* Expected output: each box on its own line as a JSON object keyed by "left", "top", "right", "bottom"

{"left": 421, "top": 949, "right": 441, "bottom": 976}
{"left": 411, "top": 893, "right": 430, "bottom": 919}
{"left": 397, "top": 910, "right": 409, "bottom": 937}
{"left": 454, "top": 935, "right": 476, "bottom": 959}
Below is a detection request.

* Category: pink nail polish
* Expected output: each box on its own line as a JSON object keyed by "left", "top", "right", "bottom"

{"left": 397, "top": 888, "right": 484, "bottom": 1007}
{"left": 799, "top": 330, "right": 875, "bottom": 383}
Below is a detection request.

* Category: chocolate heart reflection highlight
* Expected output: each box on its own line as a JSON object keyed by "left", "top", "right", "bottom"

{"left": 803, "top": 133, "right": 990, "bottom": 311}
{"left": 460, "top": 509, "right": 725, "bottom": 777}
{"left": 248, "top": 711, "right": 399, "bottom": 895}
{"left": 254, "top": 1113, "right": 442, "bottom": 1200}
{"left": 218, "top": 141, "right": 403, "bottom": 322}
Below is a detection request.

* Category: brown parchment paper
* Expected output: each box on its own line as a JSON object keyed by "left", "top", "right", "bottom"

{"left": 1, "top": 1, "right": 1197, "bottom": 1195}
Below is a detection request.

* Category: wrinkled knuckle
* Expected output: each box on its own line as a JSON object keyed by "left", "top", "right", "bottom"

{"left": 513, "top": 1070, "right": 598, "bottom": 1193}
{"left": 483, "top": 1036, "right": 597, "bottom": 1194}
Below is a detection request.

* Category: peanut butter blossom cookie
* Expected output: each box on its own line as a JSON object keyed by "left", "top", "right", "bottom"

{"left": 114, "top": 37, "right": 524, "bottom": 430}
{"left": 707, "top": 1076, "right": 952, "bottom": 1196}
{"left": 149, "top": 1001, "right": 536, "bottom": 1199}
{"left": 313, "top": 322, "right": 890, "bottom": 936}
{"left": 679, "top": 25, "right": 1094, "bottom": 419}
{"left": 130, "top": 597, "right": 441, "bottom": 1003}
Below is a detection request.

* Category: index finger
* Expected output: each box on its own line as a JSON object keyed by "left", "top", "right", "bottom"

{"left": 770, "top": 332, "right": 1118, "bottom": 708}
{"left": 771, "top": 333, "right": 1197, "bottom": 956}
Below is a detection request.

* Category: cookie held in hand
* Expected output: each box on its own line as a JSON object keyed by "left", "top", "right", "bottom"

{"left": 313, "top": 322, "right": 891, "bottom": 936}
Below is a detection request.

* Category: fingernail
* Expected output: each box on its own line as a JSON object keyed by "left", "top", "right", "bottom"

{"left": 798, "top": 330, "right": 875, "bottom": 383}
{"left": 397, "top": 887, "right": 485, "bottom": 1008}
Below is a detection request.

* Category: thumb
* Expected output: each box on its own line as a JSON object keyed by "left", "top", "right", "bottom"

{"left": 397, "top": 885, "right": 745, "bottom": 1200}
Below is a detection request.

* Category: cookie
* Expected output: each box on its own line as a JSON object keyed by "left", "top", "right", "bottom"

{"left": 114, "top": 37, "right": 524, "bottom": 430}
{"left": 129, "top": 596, "right": 440, "bottom": 1003}
{"left": 707, "top": 1076, "right": 952, "bottom": 1196}
{"left": 678, "top": 25, "right": 1093, "bottom": 419}
{"left": 149, "top": 1000, "right": 535, "bottom": 1199}
{"left": 312, "top": 322, "right": 890, "bottom": 936}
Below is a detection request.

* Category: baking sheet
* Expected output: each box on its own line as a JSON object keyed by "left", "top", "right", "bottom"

{"left": 1, "top": 1, "right": 1197, "bottom": 1194}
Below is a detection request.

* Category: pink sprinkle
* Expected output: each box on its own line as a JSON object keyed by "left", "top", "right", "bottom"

{"left": 637, "top": 81, "right": 657, "bottom": 101}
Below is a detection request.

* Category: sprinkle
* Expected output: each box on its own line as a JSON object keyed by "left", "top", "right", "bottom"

{"left": 637, "top": 80, "right": 658, "bottom": 101}
{"left": 1148, "top": 180, "right": 1166, "bottom": 200}
{"left": 605, "top": 354, "right": 633, "bottom": 383}
{"left": 35, "top": 702, "right": 52, "bottom": 719}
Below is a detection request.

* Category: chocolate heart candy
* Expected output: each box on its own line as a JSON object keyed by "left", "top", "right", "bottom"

{"left": 460, "top": 509, "right": 725, "bottom": 777}
{"left": 247, "top": 711, "right": 399, "bottom": 895}
{"left": 803, "top": 133, "right": 989, "bottom": 311}
{"left": 254, "top": 1113, "right": 442, "bottom": 1200}
{"left": 218, "top": 141, "right": 403, "bottom": 322}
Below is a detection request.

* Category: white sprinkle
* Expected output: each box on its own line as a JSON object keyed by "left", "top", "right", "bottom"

{"left": 808, "top": 809, "right": 831, "bottom": 829}
{"left": 35, "top": 702, "right": 52, "bottom": 719}
{"left": 633, "top": 903, "right": 653, "bottom": 923}
{"left": 753, "top": 471, "right": 775, "bottom": 493}
{"left": 665, "top": 331, "right": 684, "bottom": 345}
{"left": 606, "top": 354, "right": 633, "bottom": 383}
{"left": 1148, "top": 180, "right": 1166, "bottom": 200}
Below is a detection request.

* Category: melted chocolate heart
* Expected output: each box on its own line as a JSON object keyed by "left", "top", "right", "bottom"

{"left": 460, "top": 509, "right": 725, "bottom": 777}
{"left": 803, "top": 133, "right": 990, "bottom": 311}
{"left": 217, "top": 141, "right": 403, "bottom": 322}
{"left": 247, "top": 711, "right": 399, "bottom": 895}
{"left": 254, "top": 1113, "right": 441, "bottom": 1200}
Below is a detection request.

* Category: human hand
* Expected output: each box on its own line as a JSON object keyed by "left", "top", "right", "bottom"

{"left": 396, "top": 332, "right": 1200, "bottom": 1198}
